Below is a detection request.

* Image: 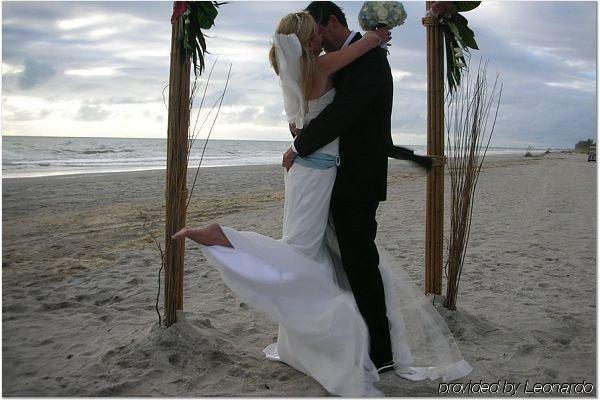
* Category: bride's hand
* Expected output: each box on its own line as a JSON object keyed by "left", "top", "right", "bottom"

{"left": 365, "top": 28, "right": 392, "bottom": 46}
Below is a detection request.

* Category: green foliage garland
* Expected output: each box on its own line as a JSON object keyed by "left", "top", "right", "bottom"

{"left": 175, "top": 1, "right": 224, "bottom": 76}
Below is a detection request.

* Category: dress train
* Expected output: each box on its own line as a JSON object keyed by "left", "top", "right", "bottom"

{"left": 199, "top": 221, "right": 473, "bottom": 396}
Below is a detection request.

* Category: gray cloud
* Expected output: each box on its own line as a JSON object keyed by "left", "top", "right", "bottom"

{"left": 17, "top": 58, "right": 60, "bottom": 89}
{"left": 3, "top": 109, "right": 50, "bottom": 121}
{"left": 75, "top": 104, "right": 109, "bottom": 121}
{"left": 1, "top": 1, "right": 596, "bottom": 148}
{"left": 97, "top": 96, "right": 163, "bottom": 105}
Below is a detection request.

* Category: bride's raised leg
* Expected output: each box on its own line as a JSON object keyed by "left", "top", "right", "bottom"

{"left": 172, "top": 223, "right": 234, "bottom": 248}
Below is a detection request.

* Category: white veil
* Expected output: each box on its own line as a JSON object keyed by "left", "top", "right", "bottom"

{"left": 272, "top": 33, "right": 306, "bottom": 129}
{"left": 378, "top": 247, "right": 474, "bottom": 381}
{"left": 324, "top": 218, "right": 473, "bottom": 382}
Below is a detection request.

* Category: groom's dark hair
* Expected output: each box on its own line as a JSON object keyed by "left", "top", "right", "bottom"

{"left": 305, "top": 1, "right": 348, "bottom": 28}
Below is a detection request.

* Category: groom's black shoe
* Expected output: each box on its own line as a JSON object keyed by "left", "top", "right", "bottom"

{"left": 376, "top": 360, "right": 396, "bottom": 375}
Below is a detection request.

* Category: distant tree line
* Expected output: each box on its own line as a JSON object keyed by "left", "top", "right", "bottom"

{"left": 575, "top": 139, "right": 596, "bottom": 152}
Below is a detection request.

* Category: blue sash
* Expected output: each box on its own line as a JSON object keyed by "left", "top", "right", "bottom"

{"left": 294, "top": 152, "right": 341, "bottom": 170}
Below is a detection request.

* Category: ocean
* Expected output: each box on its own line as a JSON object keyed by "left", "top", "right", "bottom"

{"left": 2, "top": 136, "right": 530, "bottom": 179}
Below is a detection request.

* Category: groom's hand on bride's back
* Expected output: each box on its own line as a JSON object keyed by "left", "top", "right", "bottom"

{"left": 282, "top": 147, "right": 298, "bottom": 171}
{"left": 289, "top": 123, "right": 300, "bottom": 138}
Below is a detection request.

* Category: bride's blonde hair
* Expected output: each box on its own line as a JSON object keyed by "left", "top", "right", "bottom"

{"left": 269, "top": 12, "right": 319, "bottom": 113}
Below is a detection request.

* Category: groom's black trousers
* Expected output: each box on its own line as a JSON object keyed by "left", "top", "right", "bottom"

{"left": 331, "top": 200, "right": 393, "bottom": 367}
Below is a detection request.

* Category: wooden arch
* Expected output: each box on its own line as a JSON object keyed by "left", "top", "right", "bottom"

{"left": 163, "top": 1, "right": 447, "bottom": 326}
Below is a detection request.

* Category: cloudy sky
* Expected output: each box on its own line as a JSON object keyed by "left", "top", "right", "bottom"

{"left": 2, "top": 1, "right": 597, "bottom": 148}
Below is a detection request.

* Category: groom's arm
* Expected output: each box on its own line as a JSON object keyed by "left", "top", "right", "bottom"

{"left": 292, "top": 50, "right": 385, "bottom": 158}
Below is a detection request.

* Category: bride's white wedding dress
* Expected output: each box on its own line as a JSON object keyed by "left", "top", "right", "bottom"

{"left": 194, "top": 33, "right": 472, "bottom": 396}
{"left": 199, "top": 88, "right": 472, "bottom": 396}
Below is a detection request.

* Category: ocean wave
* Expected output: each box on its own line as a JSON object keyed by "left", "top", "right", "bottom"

{"left": 58, "top": 149, "right": 135, "bottom": 154}
{"left": 4, "top": 156, "right": 168, "bottom": 166}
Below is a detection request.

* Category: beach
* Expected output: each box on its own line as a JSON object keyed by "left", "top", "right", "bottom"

{"left": 2, "top": 152, "right": 596, "bottom": 396}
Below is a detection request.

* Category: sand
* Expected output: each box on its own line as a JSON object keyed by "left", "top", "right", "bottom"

{"left": 2, "top": 152, "right": 596, "bottom": 396}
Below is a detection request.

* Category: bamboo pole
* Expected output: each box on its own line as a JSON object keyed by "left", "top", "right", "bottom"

{"left": 164, "top": 13, "right": 190, "bottom": 326}
{"left": 422, "top": 2, "right": 444, "bottom": 295}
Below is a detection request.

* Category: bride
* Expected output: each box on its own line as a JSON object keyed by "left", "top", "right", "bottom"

{"left": 173, "top": 11, "right": 472, "bottom": 397}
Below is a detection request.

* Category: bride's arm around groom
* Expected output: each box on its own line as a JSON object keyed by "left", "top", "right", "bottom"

{"left": 286, "top": 35, "right": 389, "bottom": 166}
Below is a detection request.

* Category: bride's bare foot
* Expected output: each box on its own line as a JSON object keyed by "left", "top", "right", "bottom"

{"left": 172, "top": 223, "right": 234, "bottom": 248}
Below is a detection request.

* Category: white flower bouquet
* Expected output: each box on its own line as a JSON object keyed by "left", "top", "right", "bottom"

{"left": 358, "top": 1, "right": 407, "bottom": 31}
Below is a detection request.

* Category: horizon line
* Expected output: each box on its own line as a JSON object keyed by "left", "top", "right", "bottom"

{"left": 1, "top": 135, "right": 566, "bottom": 150}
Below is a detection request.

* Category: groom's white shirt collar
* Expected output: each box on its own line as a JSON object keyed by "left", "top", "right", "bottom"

{"left": 291, "top": 31, "right": 357, "bottom": 155}
{"left": 342, "top": 31, "right": 357, "bottom": 48}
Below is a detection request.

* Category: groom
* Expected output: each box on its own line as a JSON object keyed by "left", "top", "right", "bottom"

{"left": 282, "top": 1, "right": 427, "bottom": 373}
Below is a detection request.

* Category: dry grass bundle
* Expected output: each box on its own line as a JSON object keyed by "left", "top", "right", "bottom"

{"left": 186, "top": 61, "right": 232, "bottom": 211}
{"left": 444, "top": 58, "right": 503, "bottom": 310}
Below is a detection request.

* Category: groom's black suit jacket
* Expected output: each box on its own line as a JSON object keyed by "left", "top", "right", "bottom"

{"left": 293, "top": 33, "right": 395, "bottom": 203}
